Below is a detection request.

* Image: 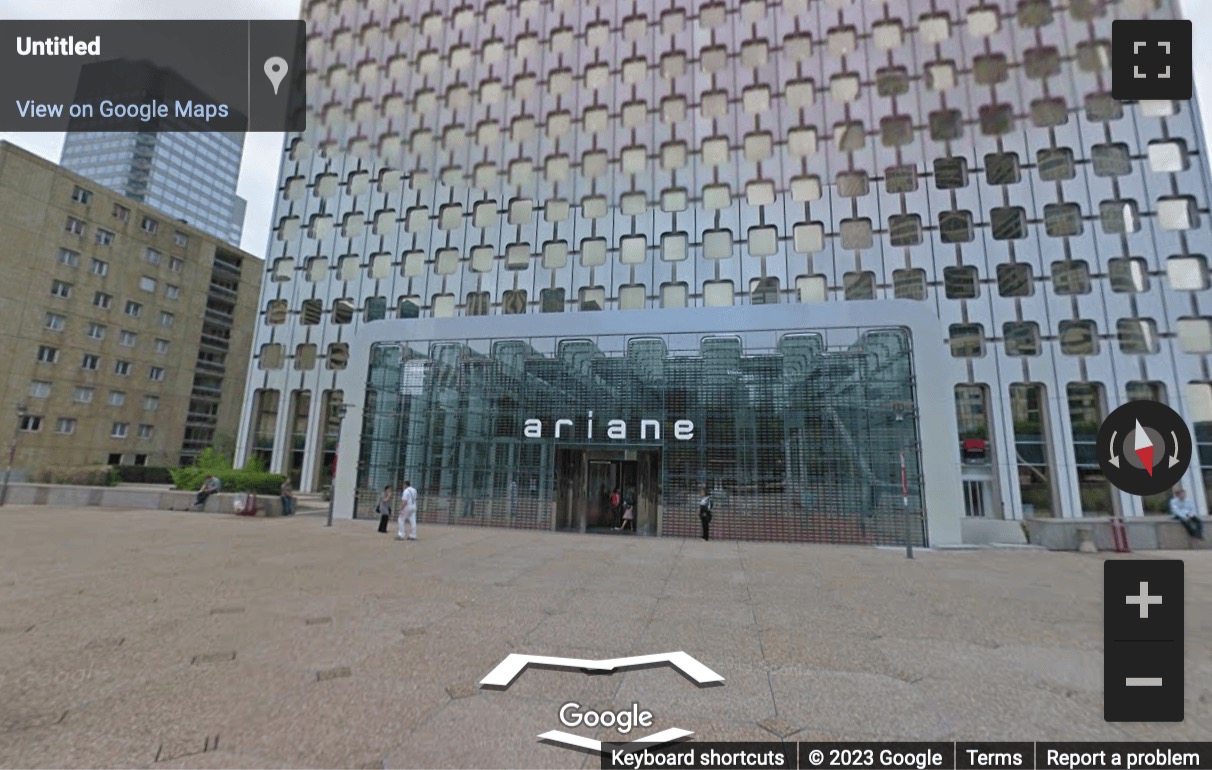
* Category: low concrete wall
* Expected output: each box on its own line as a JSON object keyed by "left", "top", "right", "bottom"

{"left": 1024, "top": 516, "right": 1209, "bottom": 551}
{"left": 1, "top": 484, "right": 284, "bottom": 517}
{"left": 960, "top": 517, "right": 1028, "bottom": 545}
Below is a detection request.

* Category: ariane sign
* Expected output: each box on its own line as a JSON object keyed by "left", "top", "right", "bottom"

{"left": 523, "top": 410, "right": 694, "bottom": 441}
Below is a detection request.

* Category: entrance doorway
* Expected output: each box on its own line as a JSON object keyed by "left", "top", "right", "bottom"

{"left": 554, "top": 448, "right": 660, "bottom": 534}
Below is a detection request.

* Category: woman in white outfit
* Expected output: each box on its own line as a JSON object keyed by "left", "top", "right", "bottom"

{"left": 396, "top": 480, "right": 418, "bottom": 540}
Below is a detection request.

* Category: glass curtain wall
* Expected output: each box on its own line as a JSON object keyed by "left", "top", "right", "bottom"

{"left": 356, "top": 326, "right": 925, "bottom": 545}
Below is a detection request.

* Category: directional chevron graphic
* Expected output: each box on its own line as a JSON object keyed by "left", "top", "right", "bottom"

{"left": 479, "top": 652, "right": 724, "bottom": 756}
{"left": 478, "top": 651, "right": 725, "bottom": 689}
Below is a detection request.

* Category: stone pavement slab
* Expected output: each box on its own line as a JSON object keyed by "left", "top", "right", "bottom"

{"left": 0, "top": 506, "right": 1210, "bottom": 768}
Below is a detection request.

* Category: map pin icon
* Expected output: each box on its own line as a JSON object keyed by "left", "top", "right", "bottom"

{"left": 264, "top": 56, "right": 288, "bottom": 95}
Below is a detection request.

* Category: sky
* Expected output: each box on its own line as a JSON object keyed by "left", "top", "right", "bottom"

{"left": 0, "top": 0, "right": 1210, "bottom": 257}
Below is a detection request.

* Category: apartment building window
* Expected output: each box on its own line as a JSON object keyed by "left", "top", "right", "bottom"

{"left": 18, "top": 415, "right": 42, "bottom": 432}
{"left": 158, "top": 311, "right": 174, "bottom": 327}
{"left": 65, "top": 216, "right": 85, "bottom": 235}
{"left": 114, "top": 360, "right": 132, "bottom": 376}
{"left": 56, "top": 418, "right": 77, "bottom": 435}
{"left": 50, "top": 280, "right": 71, "bottom": 298}
{"left": 173, "top": 231, "right": 188, "bottom": 247}
{"left": 112, "top": 203, "right": 130, "bottom": 222}
{"left": 93, "top": 291, "right": 112, "bottom": 309}
{"left": 90, "top": 258, "right": 108, "bottom": 276}
{"left": 168, "top": 257, "right": 184, "bottom": 272}
{"left": 133, "top": 454, "right": 148, "bottom": 466}
{"left": 119, "top": 330, "right": 136, "bottom": 347}
{"left": 29, "top": 381, "right": 51, "bottom": 399}
{"left": 141, "top": 216, "right": 159, "bottom": 234}
{"left": 145, "top": 248, "right": 162, "bottom": 265}
{"left": 165, "top": 285, "right": 180, "bottom": 300}
{"left": 125, "top": 301, "right": 142, "bottom": 318}
{"left": 107, "top": 453, "right": 122, "bottom": 465}
{"left": 44, "top": 312, "right": 65, "bottom": 331}
{"left": 95, "top": 228, "right": 114, "bottom": 246}
{"left": 148, "top": 366, "right": 165, "bottom": 382}
{"left": 137, "top": 424, "right": 154, "bottom": 439}
{"left": 153, "top": 338, "right": 169, "bottom": 355}
{"left": 73, "top": 386, "right": 94, "bottom": 403}
{"left": 108, "top": 391, "right": 125, "bottom": 406}
{"left": 139, "top": 276, "right": 156, "bottom": 292}
{"left": 111, "top": 422, "right": 129, "bottom": 439}
{"left": 71, "top": 186, "right": 92, "bottom": 204}
{"left": 58, "top": 248, "right": 79, "bottom": 267}
{"left": 82, "top": 353, "right": 100, "bottom": 371}
{"left": 36, "top": 345, "right": 59, "bottom": 363}
{"left": 143, "top": 395, "right": 159, "bottom": 411}
{"left": 87, "top": 322, "right": 106, "bottom": 340}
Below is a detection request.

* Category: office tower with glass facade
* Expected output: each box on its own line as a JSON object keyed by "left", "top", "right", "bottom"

{"left": 238, "top": 0, "right": 1212, "bottom": 545}
{"left": 59, "top": 61, "right": 248, "bottom": 246}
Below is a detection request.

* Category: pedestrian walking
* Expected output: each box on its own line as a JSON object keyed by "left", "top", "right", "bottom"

{"left": 615, "top": 489, "right": 636, "bottom": 532}
{"left": 1170, "top": 487, "right": 1204, "bottom": 540}
{"left": 397, "top": 480, "right": 418, "bottom": 540}
{"left": 699, "top": 486, "right": 713, "bottom": 541}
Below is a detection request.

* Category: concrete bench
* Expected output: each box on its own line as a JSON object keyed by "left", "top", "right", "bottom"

{"left": 173, "top": 491, "right": 285, "bottom": 517}
{"left": 1024, "top": 516, "right": 1209, "bottom": 551}
{"left": 2, "top": 483, "right": 284, "bottom": 517}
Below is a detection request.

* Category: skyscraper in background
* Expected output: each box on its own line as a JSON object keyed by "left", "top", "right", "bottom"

{"left": 60, "top": 60, "right": 247, "bottom": 245}
{"left": 239, "top": 0, "right": 1212, "bottom": 544}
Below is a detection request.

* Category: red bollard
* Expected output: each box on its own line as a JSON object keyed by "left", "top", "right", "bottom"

{"left": 1111, "top": 517, "right": 1131, "bottom": 553}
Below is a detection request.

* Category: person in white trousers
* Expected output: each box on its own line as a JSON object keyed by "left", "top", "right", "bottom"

{"left": 396, "top": 480, "right": 418, "bottom": 540}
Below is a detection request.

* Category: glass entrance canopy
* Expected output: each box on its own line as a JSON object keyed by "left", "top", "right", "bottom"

{"left": 357, "top": 323, "right": 927, "bottom": 545}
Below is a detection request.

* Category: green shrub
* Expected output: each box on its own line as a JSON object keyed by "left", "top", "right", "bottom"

{"left": 172, "top": 446, "right": 284, "bottom": 495}
{"left": 172, "top": 467, "right": 285, "bottom": 495}
{"left": 114, "top": 465, "right": 173, "bottom": 484}
{"left": 35, "top": 466, "right": 119, "bottom": 486}
{"left": 194, "top": 447, "right": 232, "bottom": 472}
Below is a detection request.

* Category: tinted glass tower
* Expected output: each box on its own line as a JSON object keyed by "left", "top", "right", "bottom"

{"left": 60, "top": 61, "right": 247, "bottom": 246}
{"left": 239, "top": 0, "right": 1212, "bottom": 541}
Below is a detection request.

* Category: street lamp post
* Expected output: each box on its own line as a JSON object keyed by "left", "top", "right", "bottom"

{"left": 326, "top": 403, "right": 355, "bottom": 527}
{"left": 894, "top": 405, "right": 914, "bottom": 560}
{"left": 0, "top": 403, "right": 30, "bottom": 507}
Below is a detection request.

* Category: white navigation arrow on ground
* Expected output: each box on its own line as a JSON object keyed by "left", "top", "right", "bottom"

{"left": 479, "top": 651, "right": 725, "bottom": 689}
{"left": 537, "top": 727, "right": 695, "bottom": 753}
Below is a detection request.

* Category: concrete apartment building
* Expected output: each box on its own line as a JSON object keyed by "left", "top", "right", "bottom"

{"left": 0, "top": 142, "right": 262, "bottom": 473}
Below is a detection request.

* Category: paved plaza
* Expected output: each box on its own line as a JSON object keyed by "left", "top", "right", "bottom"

{"left": 1, "top": 507, "right": 1210, "bottom": 768}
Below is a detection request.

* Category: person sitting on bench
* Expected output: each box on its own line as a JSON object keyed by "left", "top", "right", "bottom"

{"left": 193, "top": 475, "right": 222, "bottom": 509}
{"left": 1170, "top": 487, "right": 1204, "bottom": 540}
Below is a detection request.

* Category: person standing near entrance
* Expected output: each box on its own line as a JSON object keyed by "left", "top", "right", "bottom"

{"left": 610, "top": 488, "right": 621, "bottom": 527}
{"left": 1170, "top": 487, "right": 1204, "bottom": 540}
{"left": 397, "top": 480, "right": 418, "bottom": 540}
{"left": 376, "top": 485, "right": 395, "bottom": 533}
{"left": 615, "top": 489, "right": 636, "bottom": 532}
{"left": 699, "top": 486, "right": 713, "bottom": 541}
{"left": 279, "top": 478, "right": 296, "bottom": 516}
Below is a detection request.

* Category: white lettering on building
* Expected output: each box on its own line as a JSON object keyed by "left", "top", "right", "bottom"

{"left": 523, "top": 411, "right": 694, "bottom": 441}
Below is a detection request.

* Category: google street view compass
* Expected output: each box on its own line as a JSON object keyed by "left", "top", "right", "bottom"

{"left": 1096, "top": 400, "right": 1192, "bottom": 496}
